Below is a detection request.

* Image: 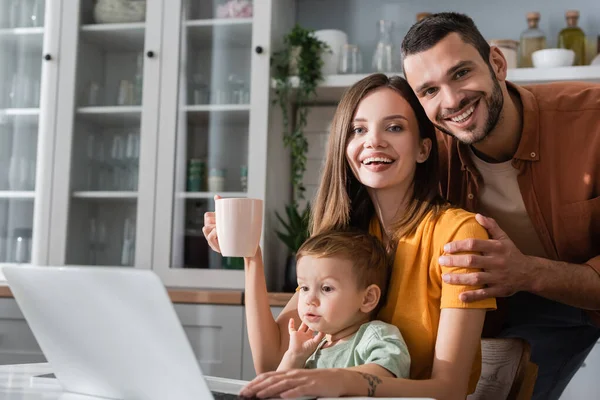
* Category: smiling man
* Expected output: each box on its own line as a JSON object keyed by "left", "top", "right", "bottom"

{"left": 401, "top": 12, "right": 600, "bottom": 400}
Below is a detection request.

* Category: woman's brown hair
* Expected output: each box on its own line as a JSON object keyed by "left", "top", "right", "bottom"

{"left": 310, "top": 73, "right": 448, "bottom": 243}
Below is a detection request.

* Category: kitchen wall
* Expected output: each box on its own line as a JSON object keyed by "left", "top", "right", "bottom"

{"left": 294, "top": 0, "right": 600, "bottom": 207}
{"left": 297, "top": 0, "right": 600, "bottom": 66}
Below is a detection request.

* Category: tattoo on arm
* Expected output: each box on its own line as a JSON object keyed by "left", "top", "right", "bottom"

{"left": 357, "top": 372, "right": 382, "bottom": 397}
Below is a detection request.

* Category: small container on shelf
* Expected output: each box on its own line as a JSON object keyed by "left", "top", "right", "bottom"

{"left": 558, "top": 10, "right": 586, "bottom": 66}
{"left": 519, "top": 12, "right": 546, "bottom": 68}
{"left": 240, "top": 165, "right": 248, "bottom": 192}
{"left": 489, "top": 39, "right": 519, "bottom": 69}
{"left": 93, "top": 0, "right": 146, "bottom": 24}
{"left": 214, "top": 0, "right": 253, "bottom": 19}
{"left": 208, "top": 168, "right": 225, "bottom": 192}
{"left": 187, "top": 158, "right": 206, "bottom": 192}
{"left": 222, "top": 256, "right": 244, "bottom": 269}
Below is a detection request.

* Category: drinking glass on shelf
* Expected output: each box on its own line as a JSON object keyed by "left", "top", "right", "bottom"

{"left": 82, "top": 81, "right": 103, "bottom": 107}
{"left": 117, "top": 80, "right": 134, "bottom": 106}
{"left": 8, "top": 74, "right": 19, "bottom": 108}
{"left": 110, "top": 134, "right": 126, "bottom": 190}
{"left": 121, "top": 217, "right": 136, "bottom": 266}
{"left": 13, "top": 228, "right": 31, "bottom": 263}
{"left": 133, "top": 53, "right": 144, "bottom": 105}
{"left": 339, "top": 44, "right": 362, "bottom": 74}
{"left": 189, "top": 73, "right": 209, "bottom": 105}
{"left": 125, "top": 131, "right": 140, "bottom": 190}
{"left": 228, "top": 74, "right": 248, "bottom": 104}
{"left": 29, "top": 0, "right": 45, "bottom": 27}
{"left": 8, "top": 0, "right": 20, "bottom": 28}
{"left": 7, "top": 156, "right": 26, "bottom": 190}
{"left": 89, "top": 217, "right": 107, "bottom": 265}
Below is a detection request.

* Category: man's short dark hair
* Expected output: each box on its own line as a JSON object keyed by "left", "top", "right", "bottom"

{"left": 401, "top": 12, "right": 491, "bottom": 66}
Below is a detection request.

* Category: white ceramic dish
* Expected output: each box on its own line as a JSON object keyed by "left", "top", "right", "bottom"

{"left": 531, "top": 48, "right": 575, "bottom": 68}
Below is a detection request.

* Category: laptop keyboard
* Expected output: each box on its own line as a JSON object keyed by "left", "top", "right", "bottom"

{"left": 211, "top": 390, "right": 254, "bottom": 399}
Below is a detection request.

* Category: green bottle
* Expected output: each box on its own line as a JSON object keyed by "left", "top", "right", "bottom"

{"left": 558, "top": 10, "right": 586, "bottom": 66}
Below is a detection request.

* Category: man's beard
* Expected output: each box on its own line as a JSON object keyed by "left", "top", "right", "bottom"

{"left": 434, "top": 74, "right": 504, "bottom": 145}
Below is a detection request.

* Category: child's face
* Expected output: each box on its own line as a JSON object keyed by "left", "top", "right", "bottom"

{"left": 296, "top": 255, "right": 369, "bottom": 334}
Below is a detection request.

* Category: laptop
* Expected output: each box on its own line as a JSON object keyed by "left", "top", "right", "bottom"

{"left": 3, "top": 265, "right": 247, "bottom": 400}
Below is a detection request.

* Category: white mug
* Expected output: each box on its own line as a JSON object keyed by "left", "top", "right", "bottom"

{"left": 215, "top": 198, "right": 263, "bottom": 257}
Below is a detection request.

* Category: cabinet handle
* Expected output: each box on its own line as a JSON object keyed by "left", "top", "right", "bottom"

{"left": 146, "top": 51, "right": 155, "bottom": 58}
{"left": 255, "top": 46, "right": 263, "bottom": 54}
{"left": 43, "top": 54, "right": 52, "bottom": 61}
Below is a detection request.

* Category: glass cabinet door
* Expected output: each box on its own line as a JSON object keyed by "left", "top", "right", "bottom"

{"left": 154, "top": 0, "right": 264, "bottom": 287}
{"left": 49, "top": 0, "right": 161, "bottom": 267}
{"left": 0, "top": 0, "right": 53, "bottom": 266}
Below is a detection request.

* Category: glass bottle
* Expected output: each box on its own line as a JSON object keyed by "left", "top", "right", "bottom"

{"left": 371, "top": 20, "right": 395, "bottom": 72}
{"left": 416, "top": 12, "right": 431, "bottom": 22}
{"left": 558, "top": 10, "right": 586, "bottom": 66}
{"left": 519, "top": 12, "right": 546, "bottom": 68}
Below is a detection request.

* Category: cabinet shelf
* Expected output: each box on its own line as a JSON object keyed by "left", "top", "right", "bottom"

{"left": 72, "top": 191, "right": 138, "bottom": 200}
{"left": 278, "top": 66, "right": 600, "bottom": 104}
{"left": 184, "top": 104, "right": 250, "bottom": 124}
{"left": 186, "top": 18, "right": 252, "bottom": 49}
{"left": 80, "top": 23, "right": 145, "bottom": 52}
{"left": 0, "top": 28, "right": 44, "bottom": 53}
{"left": 77, "top": 106, "right": 142, "bottom": 126}
{"left": 0, "top": 109, "right": 40, "bottom": 124}
{"left": 176, "top": 192, "right": 247, "bottom": 199}
{"left": 0, "top": 191, "right": 35, "bottom": 199}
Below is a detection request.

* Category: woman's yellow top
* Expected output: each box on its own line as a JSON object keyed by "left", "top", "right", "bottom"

{"left": 373, "top": 208, "right": 497, "bottom": 393}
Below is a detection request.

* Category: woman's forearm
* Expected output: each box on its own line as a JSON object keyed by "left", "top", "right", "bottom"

{"left": 345, "top": 371, "right": 465, "bottom": 400}
{"left": 244, "top": 253, "right": 286, "bottom": 373}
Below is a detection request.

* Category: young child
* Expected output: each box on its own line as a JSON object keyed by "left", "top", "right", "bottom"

{"left": 276, "top": 229, "right": 410, "bottom": 379}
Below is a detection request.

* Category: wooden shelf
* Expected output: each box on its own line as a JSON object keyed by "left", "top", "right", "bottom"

{"left": 186, "top": 19, "right": 252, "bottom": 49}
{"left": 0, "top": 28, "right": 44, "bottom": 53}
{"left": 0, "top": 191, "right": 35, "bottom": 199}
{"left": 72, "top": 191, "right": 138, "bottom": 200}
{"left": 77, "top": 106, "right": 142, "bottom": 126}
{"left": 80, "top": 23, "right": 145, "bottom": 52}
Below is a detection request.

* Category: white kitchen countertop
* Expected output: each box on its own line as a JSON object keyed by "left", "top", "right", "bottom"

{"left": 0, "top": 363, "right": 431, "bottom": 400}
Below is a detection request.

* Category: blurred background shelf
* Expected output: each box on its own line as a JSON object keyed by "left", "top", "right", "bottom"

{"left": 176, "top": 192, "right": 247, "bottom": 199}
{"left": 72, "top": 191, "right": 138, "bottom": 200}
{"left": 77, "top": 106, "right": 142, "bottom": 126}
{"left": 80, "top": 23, "right": 145, "bottom": 52}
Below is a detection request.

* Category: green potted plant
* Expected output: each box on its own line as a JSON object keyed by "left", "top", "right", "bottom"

{"left": 271, "top": 25, "right": 328, "bottom": 291}
{"left": 276, "top": 203, "right": 311, "bottom": 292}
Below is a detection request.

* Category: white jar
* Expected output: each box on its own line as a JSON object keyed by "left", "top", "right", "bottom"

{"left": 490, "top": 39, "right": 519, "bottom": 69}
{"left": 314, "top": 29, "right": 348, "bottom": 75}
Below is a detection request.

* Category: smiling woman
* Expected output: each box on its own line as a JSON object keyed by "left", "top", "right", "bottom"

{"left": 222, "top": 73, "right": 497, "bottom": 400}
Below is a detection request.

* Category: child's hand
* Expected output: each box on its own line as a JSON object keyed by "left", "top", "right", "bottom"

{"left": 286, "top": 318, "right": 325, "bottom": 359}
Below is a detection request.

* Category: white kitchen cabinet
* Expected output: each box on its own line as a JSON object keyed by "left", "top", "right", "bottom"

{"left": 0, "top": 0, "right": 61, "bottom": 269}
{"left": 241, "top": 306, "right": 283, "bottom": 381}
{"left": 174, "top": 303, "right": 244, "bottom": 380}
{"left": 0, "top": 298, "right": 44, "bottom": 365}
{"left": 0, "top": 0, "right": 296, "bottom": 290}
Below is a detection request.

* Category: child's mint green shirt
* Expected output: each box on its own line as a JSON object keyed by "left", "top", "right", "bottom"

{"left": 304, "top": 320, "right": 410, "bottom": 378}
